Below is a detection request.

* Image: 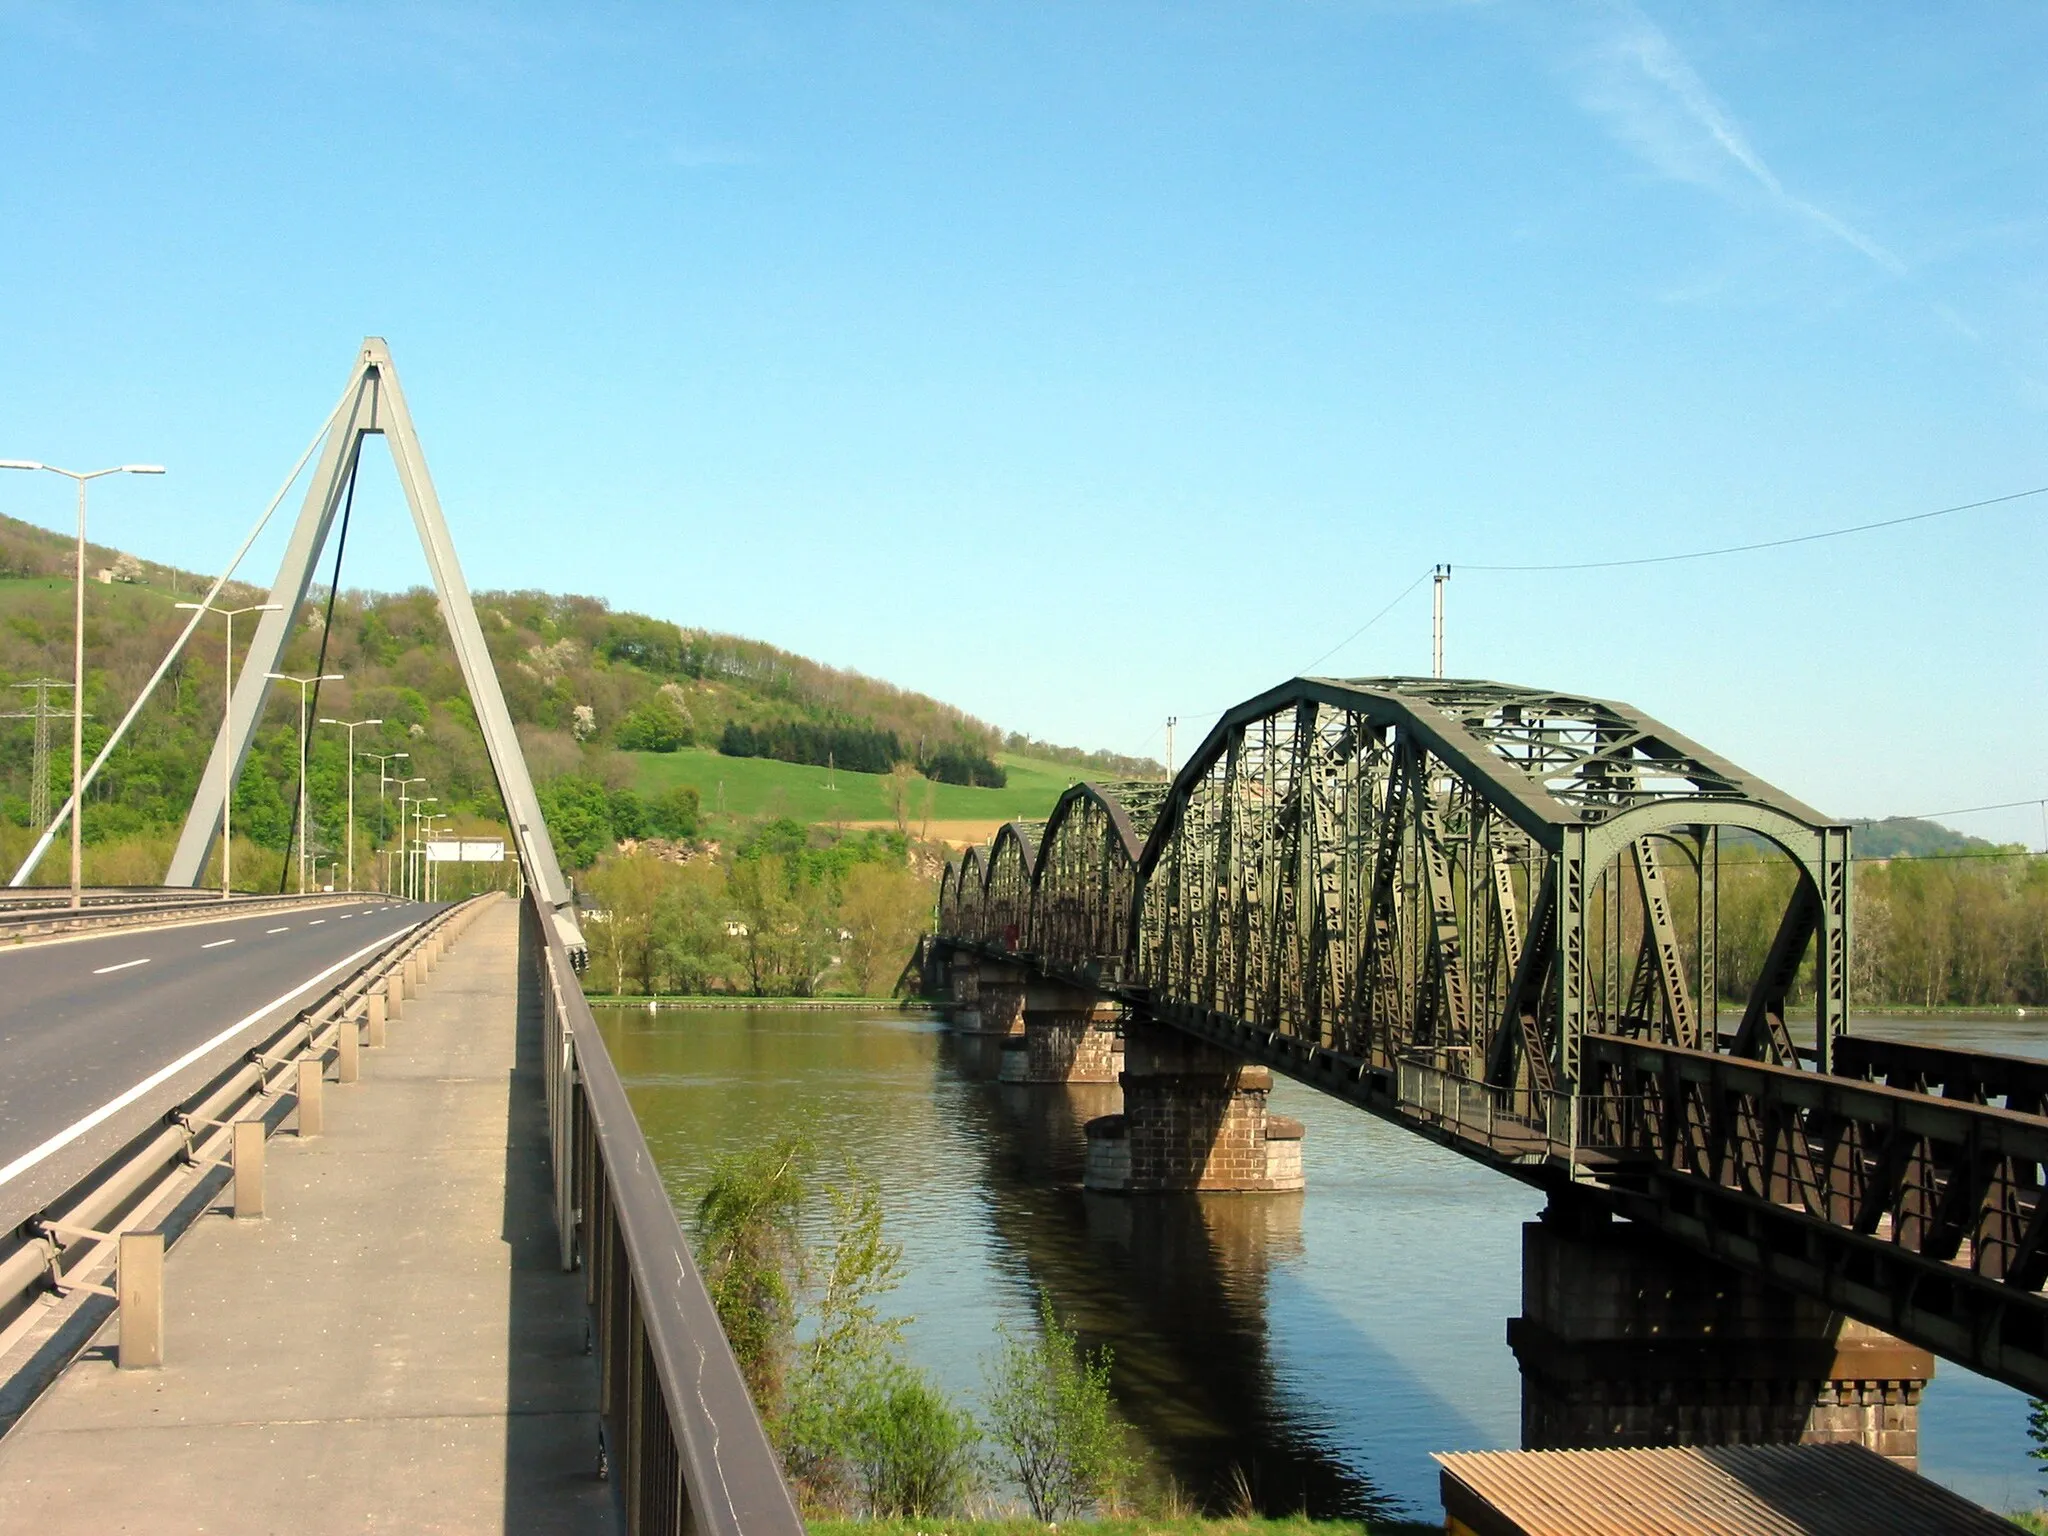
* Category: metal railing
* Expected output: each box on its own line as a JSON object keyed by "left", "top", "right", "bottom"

{"left": 0, "top": 888, "right": 385, "bottom": 943}
{"left": 524, "top": 890, "right": 803, "bottom": 1536}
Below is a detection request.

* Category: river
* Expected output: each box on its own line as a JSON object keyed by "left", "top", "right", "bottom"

{"left": 595, "top": 1004, "right": 2046, "bottom": 1522}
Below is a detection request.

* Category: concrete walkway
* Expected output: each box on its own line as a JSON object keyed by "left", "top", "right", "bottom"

{"left": 0, "top": 897, "right": 618, "bottom": 1534}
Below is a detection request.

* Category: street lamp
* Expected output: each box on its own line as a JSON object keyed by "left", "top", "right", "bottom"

{"left": 318, "top": 717, "right": 383, "bottom": 891}
{"left": 393, "top": 778, "right": 427, "bottom": 897}
{"left": 410, "top": 798, "right": 439, "bottom": 901}
{"left": 177, "top": 601, "right": 282, "bottom": 899}
{"left": 422, "top": 813, "right": 454, "bottom": 901}
{"left": 265, "top": 671, "right": 343, "bottom": 894}
{"left": 1, "top": 460, "right": 164, "bottom": 908}
{"left": 362, "top": 751, "right": 409, "bottom": 891}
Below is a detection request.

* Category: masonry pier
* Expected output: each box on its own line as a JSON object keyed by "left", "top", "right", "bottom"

{"left": 999, "top": 981, "right": 1123, "bottom": 1084}
{"left": 1084, "top": 1014, "right": 1303, "bottom": 1193}
{"left": 1509, "top": 1198, "right": 1930, "bottom": 1468}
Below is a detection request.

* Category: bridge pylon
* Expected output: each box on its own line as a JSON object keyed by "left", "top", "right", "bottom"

{"left": 163, "top": 340, "right": 578, "bottom": 945}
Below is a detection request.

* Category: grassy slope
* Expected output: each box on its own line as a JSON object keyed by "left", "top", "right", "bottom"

{"left": 629, "top": 749, "right": 1078, "bottom": 827}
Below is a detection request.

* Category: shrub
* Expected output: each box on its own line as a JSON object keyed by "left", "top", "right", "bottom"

{"left": 617, "top": 697, "right": 692, "bottom": 752}
{"left": 646, "top": 783, "right": 701, "bottom": 839}
{"left": 981, "top": 1297, "right": 1133, "bottom": 1520}
{"left": 848, "top": 1367, "right": 981, "bottom": 1517}
{"left": 694, "top": 1133, "right": 812, "bottom": 1414}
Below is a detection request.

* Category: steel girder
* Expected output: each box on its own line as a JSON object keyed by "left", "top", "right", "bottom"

{"left": 937, "top": 679, "right": 1848, "bottom": 1091}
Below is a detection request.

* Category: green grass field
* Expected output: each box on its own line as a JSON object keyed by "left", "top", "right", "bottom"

{"left": 628, "top": 748, "right": 1081, "bottom": 830}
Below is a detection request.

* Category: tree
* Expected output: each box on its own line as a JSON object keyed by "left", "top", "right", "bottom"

{"left": 838, "top": 863, "right": 933, "bottom": 995}
{"left": 617, "top": 696, "right": 692, "bottom": 752}
{"left": 537, "top": 775, "right": 613, "bottom": 869}
{"left": 981, "top": 1297, "right": 1132, "bottom": 1520}
{"left": 647, "top": 783, "right": 701, "bottom": 839}
{"left": 650, "top": 863, "right": 732, "bottom": 993}
{"left": 695, "top": 1132, "right": 812, "bottom": 1415}
{"left": 884, "top": 762, "right": 918, "bottom": 836}
{"left": 584, "top": 851, "right": 675, "bottom": 993}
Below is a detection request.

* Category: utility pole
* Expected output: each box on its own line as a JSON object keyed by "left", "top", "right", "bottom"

{"left": 1431, "top": 564, "right": 1450, "bottom": 679}
{"left": 1165, "top": 716, "right": 1177, "bottom": 779}
{"left": 3, "top": 679, "right": 73, "bottom": 834}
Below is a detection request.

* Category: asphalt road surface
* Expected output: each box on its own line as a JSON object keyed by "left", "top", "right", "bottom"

{"left": 0, "top": 897, "right": 439, "bottom": 1220}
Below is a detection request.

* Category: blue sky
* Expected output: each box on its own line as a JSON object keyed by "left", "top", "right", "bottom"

{"left": 2, "top": 3, "right": 2044, "bottom": 842}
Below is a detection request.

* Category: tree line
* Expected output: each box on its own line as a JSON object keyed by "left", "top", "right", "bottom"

{"left": 579, "top": 819, "right": 934, "bottom": 997}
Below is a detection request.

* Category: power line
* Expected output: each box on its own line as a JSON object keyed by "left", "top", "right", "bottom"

{"left": 1302, "top": 567, "right": 1433, "bottom": 673}
{"left": 1871, "top": 796, "right": 2048, "bottom": 823}
{"left": 1461, "top": 484, "right": 2048, "bottom": 574}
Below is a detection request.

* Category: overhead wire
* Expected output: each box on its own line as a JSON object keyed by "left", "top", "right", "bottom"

{"left": 1460, "top": 484, "right": 2047, "bottom": 573}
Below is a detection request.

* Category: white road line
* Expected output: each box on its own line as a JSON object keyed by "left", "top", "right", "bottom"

{"left": 0, "top": 925, "right": 421, "bottom": 1194}
{"left": 309, "top": 919, "right": 325, "bottom": 925}
{"left": 92, "top": 957, "right": 151, "bottom": 976}
{"left": 201, "top": 938, "right": 236, "bottom": 950}
{"left": 267, "top": 926, "right": 289, "bottom": 934}
{"left": 338, "top": 914, "right": 352, "bottom": 920}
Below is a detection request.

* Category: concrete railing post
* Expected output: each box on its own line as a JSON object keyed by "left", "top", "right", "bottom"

{"left": 297, "top": 1060, "right": 323, "bottom": 1137}
{"left": 386, "top": 971, "right": 404, "bottom": 1021}
{"left": 117, "top": 1231, "right": 164, "bottom": 1369}
{"left": 232, "top": 1119, "right": 265, "bottom": 1218}
{"left": 366, "top": 991, "right": 387, "bottom": 1048}
{"left": 337, "top": 1009, "right": 360, "bottom": 1083}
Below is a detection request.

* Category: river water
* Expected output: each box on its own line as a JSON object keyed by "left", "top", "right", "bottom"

{"left": 595, "top": 1004, "right": 2046, "bottom": 1522}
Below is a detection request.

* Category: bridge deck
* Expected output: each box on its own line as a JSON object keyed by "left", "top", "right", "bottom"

{"left": 0, "top": 899, "right": 618, "bottom": 1533}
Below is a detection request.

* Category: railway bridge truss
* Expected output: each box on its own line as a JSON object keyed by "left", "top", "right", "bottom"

{"left": 935, "top": 677, "right": 2048, "bottom": 1397}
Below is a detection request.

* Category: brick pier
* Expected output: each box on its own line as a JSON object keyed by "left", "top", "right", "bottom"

{"left": 999, "top": 983, "right": 1122, "bottom": 1084}
{"left": 1083, "top": 1014, "right": 1303, "bottom": 1193}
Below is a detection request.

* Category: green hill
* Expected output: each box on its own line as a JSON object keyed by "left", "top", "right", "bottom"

{"left": 631, "top": 747, "right": 1077, "bottom": 832}
{"left": 0, "top": 510, "right": 1153, "bottom": 882}
{"left": 1845, "top": 816, "right": 1997, "bottom": 859}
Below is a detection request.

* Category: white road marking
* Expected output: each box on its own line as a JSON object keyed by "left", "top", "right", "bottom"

{"left": 338, "top": 914, "right": 352, "bottom": 920}
{"left": 92, "top": 957, "right": 151, "bottom": 975}
{"left": 267, "top": 926, "right": 289, "bottom": 934}
{"left": 0, "top": 925, "right": 423, "bottom": 1194}
{"left": 201, "top": 938, "right": 236, "bottom": 950}
{"left": 309, "top": 919, "right": 326, "bottom": 926}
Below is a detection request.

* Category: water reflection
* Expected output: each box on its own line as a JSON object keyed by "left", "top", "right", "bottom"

{"left": 592, "top": 1005, "right": 2040, "bottom": 1519}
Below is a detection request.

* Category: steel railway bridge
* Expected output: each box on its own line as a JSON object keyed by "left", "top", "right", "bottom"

{"left": 933, "top": 676, "right": 2048, "bottom": 1405}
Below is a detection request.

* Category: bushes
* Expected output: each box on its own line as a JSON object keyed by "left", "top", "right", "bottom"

{"left": 695, "top": 1138, "right": 982, "bottom": 1518}
{"left": 982, "top": 1297, "right": 1133, "bottom": 1520}
{"left": 617, "top": 696, "right": 692, "bottom": 752}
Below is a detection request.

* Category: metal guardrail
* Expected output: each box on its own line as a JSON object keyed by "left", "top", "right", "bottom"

{"left": 524, "top": 889, "right": 804, "bottom": 1536}
{"left": 0, "top": 889, "right": 381, "bottom": 943}
{"left": 0, "top": 895, "right": 485, "bottom": 1405}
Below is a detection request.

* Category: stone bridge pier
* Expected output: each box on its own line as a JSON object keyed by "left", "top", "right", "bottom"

{"left": 956, "top": 961, "right": 1031, "bottom": 1038}
{"left": 999, "top": 981, "right": 1123, "bottom": 1084}
{"left": 1084, "top": 1014, "right": 1303, "bottom": 1193}
{"left": 1509, "top": 1197, "right": 1931, "bottom": 1468}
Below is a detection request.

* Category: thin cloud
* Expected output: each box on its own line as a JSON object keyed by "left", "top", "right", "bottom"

{"left": 1571, "top": 1, "right": 1904, "bottom": 276}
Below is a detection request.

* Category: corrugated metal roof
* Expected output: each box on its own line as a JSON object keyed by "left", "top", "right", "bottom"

{"left": 1433, "top": 1444, "right": 2016, "bottom": 1536}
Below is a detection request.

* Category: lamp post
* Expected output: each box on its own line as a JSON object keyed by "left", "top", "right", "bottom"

{"left": 410, "top": 798, "right": 439, "bottom": 901}
{"left": 393, "top": 779, "right": 427, "bottom": 898}
{"left": 177, "top": 601, "right": 282, "bottom": 898}
{"left": 363, "top": 752, "right": 409, "bottom": 891}
{"left": 266, "top": 671, "right": 343, "bottom": 894}
{"left": 421, "top": 813, "right": 453, "bottom": 901}
{"left": 1, "top": 460, "right": 165, "bottom": 908}
{"left": 318, "top": 718, "right": 382, "bottom": 891}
